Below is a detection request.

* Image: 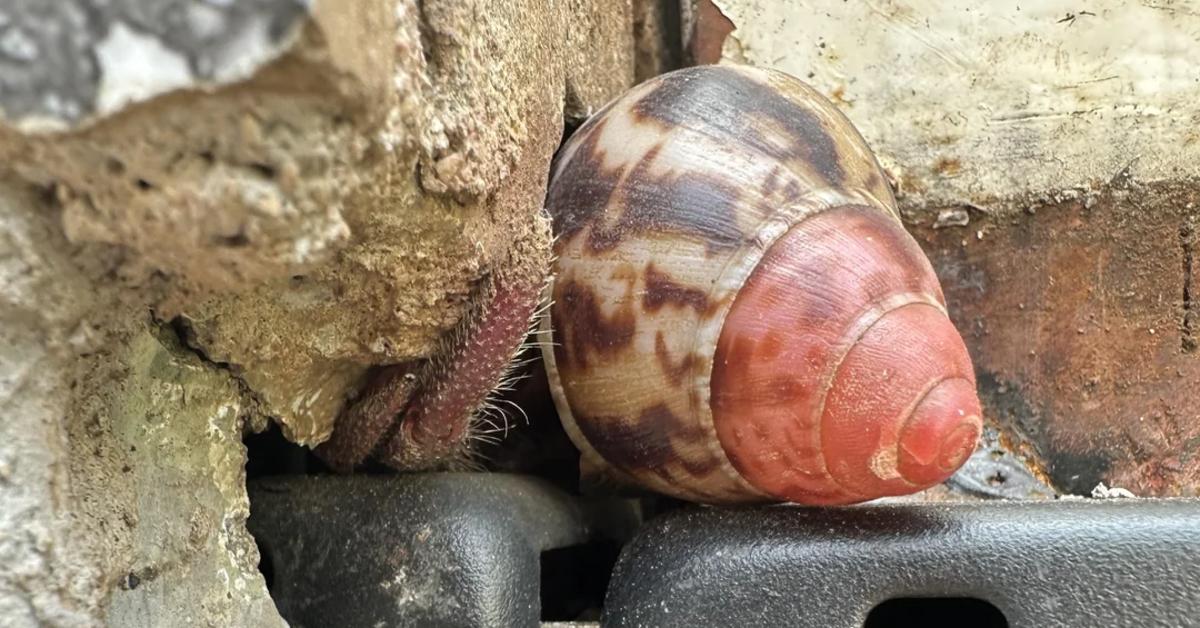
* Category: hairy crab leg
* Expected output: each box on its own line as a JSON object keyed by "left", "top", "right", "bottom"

{"left": 315, "top": 364, "right": 419, "bottom": 472}
{"left": 316, "top": 232, "right": 549, "bottom": 472}
{"left": 378, "top": 266, "right": 545, "bottom": 470}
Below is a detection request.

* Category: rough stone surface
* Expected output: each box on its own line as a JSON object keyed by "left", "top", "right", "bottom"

{"left": 92, "top": 332, "right": 281, "bottom": 628}
{"left": 2, "top": 0, "right": 634, "bottom": 446}
{"left": 0, "top": 1, "right": 391, "bottom": 294}
{"left": 708, "top": 0, "right": 1200, "bottom": 495}
{"left": 0, "top": 180, "right": 280, "bottom": 627}
{"left": 0, "top": 181, "right": 105, "bottom": 627}
{"left": 180, "top": 0, "right": 634, "bottom": 444}
{"left": 0, "top": 0, "right": 636, "bottom": 624}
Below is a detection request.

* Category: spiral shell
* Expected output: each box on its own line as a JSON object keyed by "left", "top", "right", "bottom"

{"left": 539, "top": 64, "right": 982, "bottom": 505}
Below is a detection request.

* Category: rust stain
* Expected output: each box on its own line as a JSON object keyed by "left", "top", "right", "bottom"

{"left": 689, "top": 0, "right": 736, "bottom": 65}
{"left": 1181, "top": 220, "right": 1196, "bottom": 352}
{"left": 830, "top": 85, "right": 850, "bottom": 106}
{"left": 933, "top": 156, "right": 963, "bottom": 177}
{"left": 913, "top": 181, "right": 1200, "bottom": 496}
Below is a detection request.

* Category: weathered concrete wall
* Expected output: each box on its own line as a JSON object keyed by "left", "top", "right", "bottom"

{"left": 86, "top": 331, "right": 281, "bottom": 627}
{"left": 707, "top": 0, "right": 1200, "bottom": 210}
{"left": 0, "top": 181, "right": 110, "bottom": 626}
{"left": 0, "top": 180, "right": 274, "bottom": 626}
{"left": 0, "top": 0, "right": 636, "bottom": 624}
{"left": 704, "top": 0, "right": 1200, "bottom": 496}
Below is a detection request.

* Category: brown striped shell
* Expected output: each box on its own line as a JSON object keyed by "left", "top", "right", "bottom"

{"left": 539, "top": 65, "right": 982, "bottom": 505}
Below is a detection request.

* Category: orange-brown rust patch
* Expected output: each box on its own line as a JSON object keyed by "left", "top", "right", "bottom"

{"left": 933, "top": 156, "right": 963, "bottom": 177}
{"left": 830, "top": 86, "right": 850, "bottom": 106}
{"left": 689, "top": 0, "right": 736, "bottom": 65}
{"left": 912, "top": 181, "right": 1200, "bottom": 496}
{"left": 1182, "top": 220, "right": 1196, "bottom": 353}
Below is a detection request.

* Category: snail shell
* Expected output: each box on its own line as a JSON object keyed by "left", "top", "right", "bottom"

{"left": 539, "top": 65, "right": 982, "bottom": 505}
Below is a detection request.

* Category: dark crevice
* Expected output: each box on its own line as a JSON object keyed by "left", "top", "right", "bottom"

{"left": 249, "top": 162, "right": 277, "bottom": 179}
{"left": 213, "top": 231, "right": 251, "bottom": 247}
{"left": 244, "top": 421, "right": 327, "bottom": 478}
{"left": 471, "top": 349, "right": 580, "bottom": 491}
{"left": 166, "top": 315, "right": 232, "bottom": 372}
{"left": 539, "top": 540, "right": 622, "bottom": 622}
{"left": 986, "top": 470, "right": 1008, "bottom": 487}
{"left": 659, "top": 0, "right": 684, "bottom": 71}
{"left": 632, "top": 0, "right": 684, "bottom": 83}
{"left": 161, "top": 315, "right": 269, "bottom": 424}
{"left": 161, "top": 312, "right": 324, "bottom": 608}
{"left": 160, "top": 314, "right": 275, "bottom": 438}
{"left": 865, "top": 598, "right": 1008, "bottom": 627}
{"left": 1183, "top": 221, "right": 1195, "bottom": 353}
{"left": 414, "top": 0, "right": 437, "bottom": 69}
{"left": 161, "top": 315, "right": 333, "bottom": 478}
{"left": 254, "top": 537, "right": 275, "bottom": 593}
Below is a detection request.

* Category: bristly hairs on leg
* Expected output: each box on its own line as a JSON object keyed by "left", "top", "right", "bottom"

{"left": 461, "top": 265, "right": 557, "bottom": 467}
{"left": 458, "top": 213, "right": 559, "bottom": 467}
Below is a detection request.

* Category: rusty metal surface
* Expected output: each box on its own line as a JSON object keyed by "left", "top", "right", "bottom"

{"left": 686, "top": 0, "right": 734, "bottom": 65}
{"left": 911, "top": 180, "right": 1199, "bottom": 496}
{"left": 947, "top": 426, "right": 1057, "bottom": 500}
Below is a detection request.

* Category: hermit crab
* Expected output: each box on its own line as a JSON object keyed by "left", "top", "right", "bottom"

{"left": 319, "top": 65, "right": 982, "bottom": 506}
{"left": 539, "top": 65, "right": 982, "bottom": 505}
